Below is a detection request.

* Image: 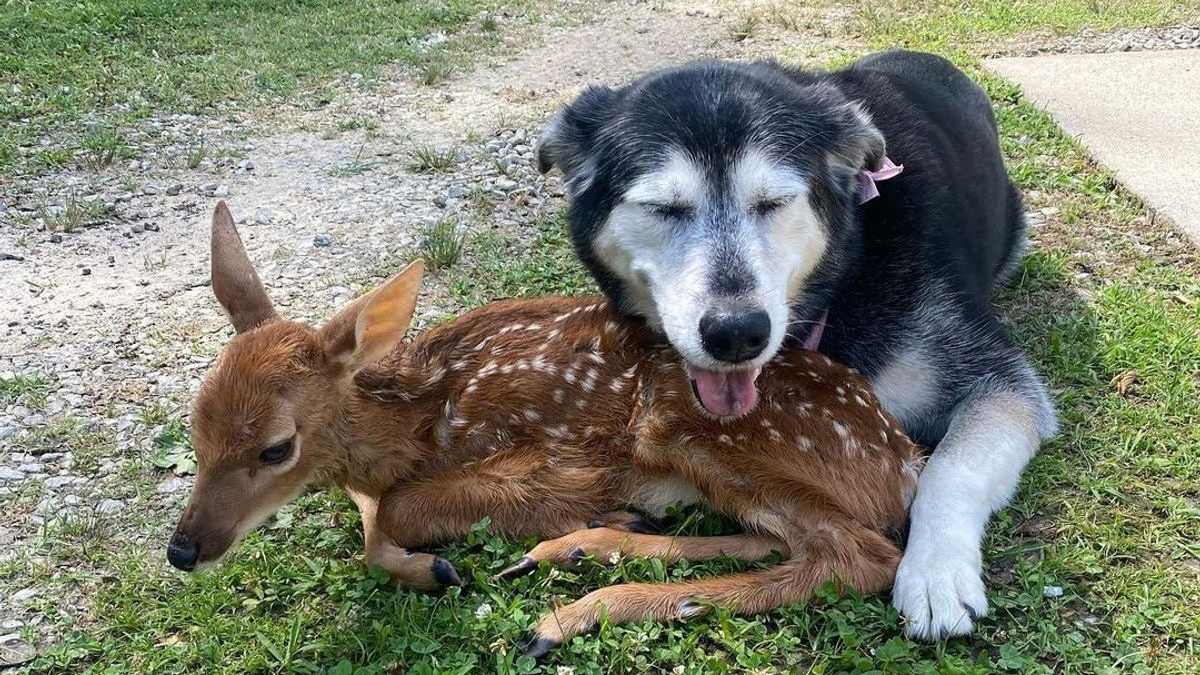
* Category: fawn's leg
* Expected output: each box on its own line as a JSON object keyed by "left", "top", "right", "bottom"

{"left": 498, "top": 526, "right": 785, "bottom": 578}
{"left": 346, "top": 487, "right": 461, "bottom": 592}
{"left": 521, "top": 523, "right": 901, "bottom": 658}
{"left": 377, "top": 448, "right": 623, "bottom": 548}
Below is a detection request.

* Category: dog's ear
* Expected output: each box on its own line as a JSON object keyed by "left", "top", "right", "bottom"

{"left": 536, "top": 85, "right": 619, "bottom": 193}
{"left": 828, "top": 102, "right": 886, "bottom": 173}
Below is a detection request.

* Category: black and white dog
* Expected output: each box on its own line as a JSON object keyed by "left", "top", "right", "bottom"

{"left": 536, "top": 50, "right": 1057, "bottom": 640}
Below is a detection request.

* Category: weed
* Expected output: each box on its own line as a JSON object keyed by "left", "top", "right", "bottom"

{"left": 41, "top": 194, "right": 115, "bottom": 233}
{"left": 0, "top": 374, "right": 51, "bottom": 408}
{"left": 729, "top": 15, "right": 759, "bottom": 41}
{"left": 416, "top": 50, "right": 456, "bottom": 85}
{"left": 185, "top": 143, "right": 207, "bottom": 169}
{"left": 406, "top": 143, "right": 459, "bottom": 172}
{"left": 418, "top": 218, "right": 465, "bottom": 271}
{"left": 80, "top": 126, "right": 128, "bottom": 170}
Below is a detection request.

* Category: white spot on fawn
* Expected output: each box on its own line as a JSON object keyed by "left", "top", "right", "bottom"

{"left": 553, "top": 389, "right": 565, "bottom": 403}
{"left": 544, "top": 424, "right": 572, "bottom": 440}
{"left": 581, "top": 368, "right": 599, "bottom": 392}
{"left": 832, "top": 421, "right": 850, "bottom": 441}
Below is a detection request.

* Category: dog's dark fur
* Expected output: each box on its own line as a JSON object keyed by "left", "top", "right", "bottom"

{"left": 538, "top": 50, "right": 1056, "bottom": 639}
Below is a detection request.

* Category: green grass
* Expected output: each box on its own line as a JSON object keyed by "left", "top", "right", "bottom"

{"left": 417, "top": 218, "right": 466, "bottom": 272}
{"left": 761, "top": 0, "right": 1200, "bottom": 50}
{"left": 0, "top": 374, "right": 51, "bottom": 408}
{"left": 451, "top": 215, "right": 596, "bottom": 307}
{"left": 406, "top": 143, "right": 461, "bottom": 173}
{"left": 0, "top": 0, "right": 519, "bottom": 175}
{"left": 11, "top": 1, "right": 1200, "bottom": 674}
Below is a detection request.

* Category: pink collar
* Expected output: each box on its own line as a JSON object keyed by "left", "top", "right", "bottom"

{"left": 803, "top": 310, "right": 828, "bottom": 351}
{"left": 859, "top": 156, "right": 904, "bottom": 203}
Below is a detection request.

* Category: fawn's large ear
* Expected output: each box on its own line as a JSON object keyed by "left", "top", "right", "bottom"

{"left": 320, "top": 259, "right": 425, "bottom": 369}
{"left": 210, "top": 201, "right": 278, "bottom": 333}
{"left": 535, "top": 84, "right": 619, "bottom": 195}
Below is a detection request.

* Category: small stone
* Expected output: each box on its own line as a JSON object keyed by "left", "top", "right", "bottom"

{"left": 82, "top": 268, "right": 92, "bottom": 276}
{"left": 144, "top": 222, "right": 160, "bottom": 232}
{"left": 63, "top": 495, "right": 81, "bottom": 506}
{"left": 11, "top": 588, "right": 37, "bottom": 602}
{"left": 237, "top": 159, "right": 255, "bottom": 171}
{"left": 45, "top": 476, "right": 81, "bottom": 489}
{"left": 0, "top": 633, "right": 34, "bottom": 667}
{"left": 17, "top": 464, "right": 42, "bottom": 474}
{"left": 166, "top": 183, "right": 183, "bottom": 196}
{"left": 143, "top": 185, "right": 160, "bottom": 195}
{"left": 253, "top": 207, "right": 272, "bottom": 225}
{"left": 432, "top": 195, "right": 447, "bottom": 208}
{"left": 98, "top": 499, "right": 124, "bottom": 515}
{"left": 495, "top": 178, "right": 518, "bottom": 192}
{"left": 0, "top": 467, "right": 23, "bottom": 481}
{"left": 130, "top": 223, "right": 145, "bottom": 234}
{"left": 21, "top": 413, "right": 44, "bottom": 427}
{"left": 313, "top": 234, "right": 333, "bottom": 247}
{"left": 0, "top": 426, "right": 18, "bottom": 440}
{"left": 1043, "top": 585, "right": 1064, "bottom": 598}
{"left": 214, "top": 185, "right": 230, "bottom": 197}
{"left": 156, "top": 476, "right": 189, "bottom": 494}
{"left": 49, "top": 234, "right": 63, "bottom": 244}
{"left": 447, "top": 185, "right": 467, "bottom": 199}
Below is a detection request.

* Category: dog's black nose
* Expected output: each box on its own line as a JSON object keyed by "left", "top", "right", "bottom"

{"left": 167, "top": 533, "right": 200, "bottom": 571}
{"left": 699, "top": 309, "right": 771, "bottom": 363}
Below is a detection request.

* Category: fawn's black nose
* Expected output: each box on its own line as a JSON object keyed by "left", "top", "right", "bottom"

{"left": 699, "top": 309, "right": 771, "bottom": 363}
{"left": 167, "top": 532, "right": 200, "bottom": 571}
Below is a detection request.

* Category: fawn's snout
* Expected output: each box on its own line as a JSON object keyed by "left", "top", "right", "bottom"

{"left": 166, "top": 531, "right": 201, "bottom": 571}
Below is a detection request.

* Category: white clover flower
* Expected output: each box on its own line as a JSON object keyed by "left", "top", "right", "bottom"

{"left": 474, "top": 602, "right": 493, "bottom": 618}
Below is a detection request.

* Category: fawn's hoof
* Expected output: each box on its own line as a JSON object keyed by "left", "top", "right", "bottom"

{"left": 518, "top": 632, "right": 560, "bottom": 659}
{"left": 624, "top": 518, "right": 663, "bottom": 535}
{"left": 430, "top": 556, "right": 462, "bottom": 588}
{"left": 497, "top": 556, "right": 538, "bottom": 580}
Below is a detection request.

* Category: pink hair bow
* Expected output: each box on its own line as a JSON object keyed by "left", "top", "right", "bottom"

{"left": 859, "top": 156, "right": 904, "bottom": 204}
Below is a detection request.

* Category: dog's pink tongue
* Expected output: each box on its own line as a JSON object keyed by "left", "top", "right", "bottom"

{"left": 687, "top": 366, "right": 759, "bottom": 417}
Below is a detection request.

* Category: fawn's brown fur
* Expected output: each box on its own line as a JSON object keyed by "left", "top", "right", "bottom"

{"left": 168, "top": 202, "right": 922, "bottom": 654}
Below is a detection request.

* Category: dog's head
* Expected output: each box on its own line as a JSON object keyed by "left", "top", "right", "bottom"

{"left": 538, "top": 60, "right": 885, "bottom": 417}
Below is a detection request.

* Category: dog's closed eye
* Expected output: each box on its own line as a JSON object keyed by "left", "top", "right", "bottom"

{"left": 644, "top": 202, "right": 695, "bottom": 220}
{"left": 751, "top": 198, "right": 786, "bottom": 218}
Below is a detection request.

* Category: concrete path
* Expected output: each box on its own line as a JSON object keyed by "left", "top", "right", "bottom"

{"left": 987, "top": 50, "right": 1200, "bottom": 243}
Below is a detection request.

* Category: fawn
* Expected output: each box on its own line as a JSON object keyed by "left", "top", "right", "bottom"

{"left": 167, "top": 202, "right": 922, "bottom": 656}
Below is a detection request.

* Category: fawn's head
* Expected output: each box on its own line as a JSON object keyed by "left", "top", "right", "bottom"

{"left": 167, "top": 202, "right": 425, "bottom": 572}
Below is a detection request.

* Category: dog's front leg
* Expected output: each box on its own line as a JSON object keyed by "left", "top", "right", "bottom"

{"left": 892, "top": 381, "right": 1055, "bottom": 640}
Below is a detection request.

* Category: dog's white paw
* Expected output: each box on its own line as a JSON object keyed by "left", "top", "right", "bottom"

{"left": 892, "top": 541, "right": 988, "bottom": 641}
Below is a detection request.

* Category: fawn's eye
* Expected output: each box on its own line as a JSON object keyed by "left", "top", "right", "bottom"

{"left": 259, "top": 438, "right": 294, "bottom": 464}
